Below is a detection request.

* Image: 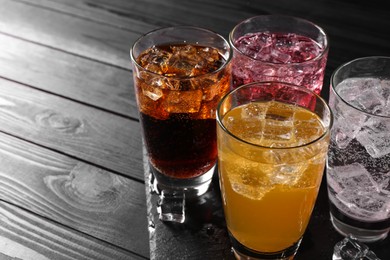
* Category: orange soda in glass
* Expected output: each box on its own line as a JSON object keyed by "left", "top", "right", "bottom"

{"left": 216, "top": 82, "right": 332, "bottom": 259}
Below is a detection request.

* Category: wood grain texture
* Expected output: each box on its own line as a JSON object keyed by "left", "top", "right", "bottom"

{"left": 0, "top": 132, "right": 149, "bottom": 257}
{"left": 0, "top": 0, "right": 141, "bottom": 70}
{"left": 0, "top": 78, "right": 143, "bottom": 180}
{"left": 0, "top": 201, "right": 147, "bottom": 260}
{"left": 17, "top": 0, "right": 246, "bottom": 36}
{"left": 0, "top": 33, "right": 138, "bottom": 118}
{"left": 15, "top": 0, "right": 158, "bottom": 34}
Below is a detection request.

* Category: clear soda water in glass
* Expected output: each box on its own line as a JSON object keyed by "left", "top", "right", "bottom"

{"left": 327, "top": 56, "right": 390, "bottom": 243}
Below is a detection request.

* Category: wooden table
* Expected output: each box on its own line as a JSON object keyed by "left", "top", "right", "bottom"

{"left": 0, "top": 0, "right": 389, "bottom": 259}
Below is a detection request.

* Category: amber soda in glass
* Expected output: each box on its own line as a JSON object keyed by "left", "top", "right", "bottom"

{"left": 131, "top": 27, "right": 232, "bottom": 205}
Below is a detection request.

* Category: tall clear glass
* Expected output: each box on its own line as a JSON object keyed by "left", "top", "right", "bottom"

{"left": 217, "top": 82, "right": 332, "bottom": 259}
{"left": 327, "top": 56, "right": 390, "bottom": 242}
{"left": 229, "top": 15, "right": 329, "bottom": 94}
{"left": 131, "top": 26, "right": 232, "bottom": 223}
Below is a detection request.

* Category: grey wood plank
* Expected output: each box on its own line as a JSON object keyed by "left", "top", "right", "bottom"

{"left": 14, "top": 0, "right": 158, "bottom": 33}
{"left": 0, "top": 0, "right": 142, "bottom": 70}
{"left": 0, "top": 131, "right": 149, "bottom": 257}
{"left": 0, "top": 33, "right": 138, "bottom": 119}
{"left": 16, "top": 0, "right": 243, "bottom": 35}
{"left": 0, "top": 77, "right": 143, "bottom": 180}
{"left": 0, "top": 201, "right": 147, "bottom": 260}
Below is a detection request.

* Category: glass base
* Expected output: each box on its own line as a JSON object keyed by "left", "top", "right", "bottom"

{"left": 330, "top": 212, "right": 389, "bottom": 243}
{"left": 150, "top": 163, "right": 215, "bottom": 198}
{"left": 229, "top": 232, "right": 300, "bottom": 260}
{"left": 150, "top": 163, "right": 215, "bottom": 223}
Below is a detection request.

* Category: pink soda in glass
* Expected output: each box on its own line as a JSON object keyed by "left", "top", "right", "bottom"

{"left": 229, "top": 15, "right": 329, "bottom": 94}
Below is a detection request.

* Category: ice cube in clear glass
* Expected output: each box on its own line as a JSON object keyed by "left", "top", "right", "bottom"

{"left": 357, "top": 118, "right": 390, "bottom": 158}
{"left": 330, "top": 94, "right": 367, "bottom": 149}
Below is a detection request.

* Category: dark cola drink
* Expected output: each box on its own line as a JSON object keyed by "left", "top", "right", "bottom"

{"left": 140, "top": 112, "right": 217, "bottom": 178}
{"left": 133, "top": 43, "right": 231, "bottom": 180}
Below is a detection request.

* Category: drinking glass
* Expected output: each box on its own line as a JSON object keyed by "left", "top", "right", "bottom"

{"left": 216, "top": 82, "right": 332, "bottom": 259}
{"left": 327, "top": 56, "right": 390, "bottom": 242}
{"left": 130, "top": 26, "right": 232, "bottom": 222}
{"left": 229, "top": 15, "right": 329, "bottom": 94}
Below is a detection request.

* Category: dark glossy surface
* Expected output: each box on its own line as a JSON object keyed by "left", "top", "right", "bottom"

{"left": 0, "top": 0, "right": 389, "bottom": 259}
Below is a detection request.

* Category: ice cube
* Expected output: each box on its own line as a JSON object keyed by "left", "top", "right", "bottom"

{"left": 261, "top": 65, "right": 276, "bottom": 76}
{"left": 337, "top": 78, "right": 379, "bottom": 102}
{"left": 235, "top": 32, "right": 273, "bottom": 60}
{"left": 192, "top": 77, "right": 218, "bottom": 101}
{"left": 157, "top": 190, "right": 185, "bottom": 223}
{"left": 229, "top": 167, "right": 274, "bottom": 200}
{"left": 293, "top": 109, "right": 324, "bottom": 143}
{"left": 261, "top": 102, "right": 295, "bottom": 146}
{"left": 327, "top": 166, "right": 344, "bottom": 193}
{"left": 293, "top": 38, "right": 321, "bottom": 62}
{"left": 330, "top": 163, "right": 389, "bottom": 220}
{"left": 270, "top": 49, "right": 291, "bottom": 63}
{"left": 337, "top": 77, "right": 390, "bottom": 116}
{"left": 331, "top": 163, "right": 378, "bottom": 191}
{"left": 162, "top": 89, "right": 202, "bottom": 113}
{"left": 167, "top": 45, "right": 222, "bottom": 77}
{"left": 223, "top": 104, "right": 267, "bottom": 142}
{"left": 337, "top": 188, "right": 389, "bottom": 220}
{"left": 142, "top": 85, "right": 163, "bottom": 101}
{"left": 351, "top": 87, "right": 386, "bottom": 115}
{"left": 357, "top": 118, "right": 390, "bottom": 158}
{"left": 266, "top": 163, "right": 307, "bottom": 186}
{"left": 330, "top": 93, "right": 367, "bottom": 149}
{"left": 333, "top": 235, "right": 380, "bottom": 260}
{"left": 164, "top": 78, "right": 182, "bottom": 90}
{"left": 138, "top": 46, "right": 172, "bottom": 75}
{"left": 242, "top": 103, "right": 268, "bottom": 119}
{"left": 220, "top": 150, "right": 274, "bottom": 200}
{"left": 137, "top": 87, "right": 169, "bottom": 120}
{"left": 166, "top": 58, "right": 194, "bottom": 77}
{"left": 197, "top": 46, "right": 221, "bottom": 64}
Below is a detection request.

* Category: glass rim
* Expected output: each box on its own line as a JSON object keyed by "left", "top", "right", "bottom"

{"left": 330, "top": 56, "right": 390, "bottom": 119}
{"left": 216, "top": 81, "right": 333, "bottom": 150}
{"left": 130, "top": 25, "right": 233, "bottom": 80}
{"left": 229, "top": 14, "right": 330, "bottom": 65}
